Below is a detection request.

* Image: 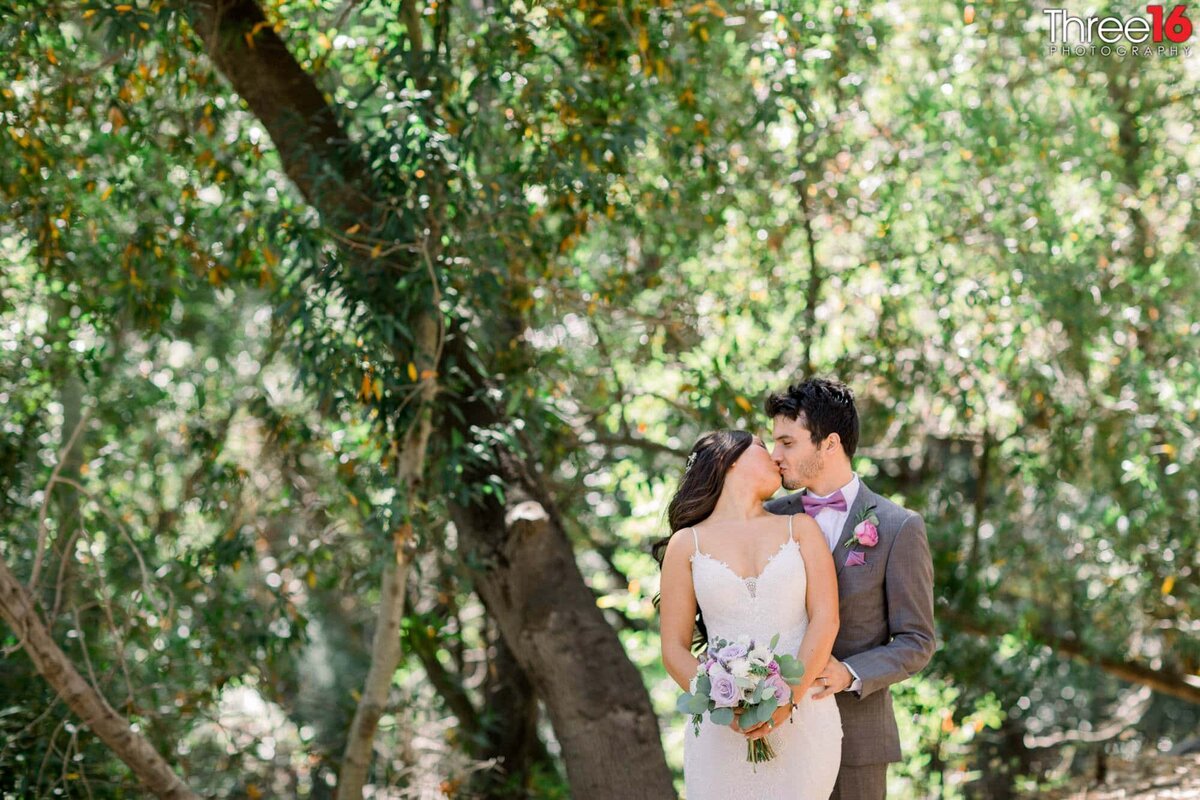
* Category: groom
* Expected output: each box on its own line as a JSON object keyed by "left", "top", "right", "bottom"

{"left": 763, "top": 377, "right": 936, "bottom": 800}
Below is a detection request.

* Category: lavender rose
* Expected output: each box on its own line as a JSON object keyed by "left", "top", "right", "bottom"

{"left": 716, "top": 643, "right": 748, "bottom": 662}
{"left": 708, "top": 665, "right": 741, "bottom": 708}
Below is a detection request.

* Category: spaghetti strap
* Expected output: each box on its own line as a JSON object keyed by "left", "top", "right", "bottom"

{"left": 787, "top": 514, "right": 795, "bottom": 542}
{"left": 691, "top": 527, "right": 701, "bottom": 555}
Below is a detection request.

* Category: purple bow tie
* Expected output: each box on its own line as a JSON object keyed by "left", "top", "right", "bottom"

{"left": 801, "top": 490, "right": 847, "bottom": 516}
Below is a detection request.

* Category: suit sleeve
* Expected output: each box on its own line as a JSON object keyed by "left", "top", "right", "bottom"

{"left": 842, "top": 512, "right": 936, "bottom": 699}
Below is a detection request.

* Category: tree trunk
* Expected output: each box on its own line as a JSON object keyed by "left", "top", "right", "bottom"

{"left": 0, "top": 556, "right": 200, "bottom": 799}
{"left": 179, "top": 3, "right": 676, "bottom": 794}
{"left": 449, "top": 451, "right": 676, "bottom": 799}
{"left": 336, "top": 522, "right": 416, "bottom": 798}
{"left": 338, "top": 313, "right": 439, "bottom": 798}
{"left": 473, "top": 617, "right": 556, "bottom": 796}
{"left": 403, "top": 584, "right": 556, "bottom": 797}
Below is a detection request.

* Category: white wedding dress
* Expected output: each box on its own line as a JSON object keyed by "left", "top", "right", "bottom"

{"left": 684, "top": 516, "right": 843, "bottom": 799}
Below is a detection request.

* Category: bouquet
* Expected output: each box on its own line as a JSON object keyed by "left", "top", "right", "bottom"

{"left": 675, "top": 633, "right": 805, "bottom": 767}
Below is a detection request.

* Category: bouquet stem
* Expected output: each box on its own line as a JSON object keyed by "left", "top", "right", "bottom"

{"left": 746, "top": 735, "right": 776, "bottom": 770}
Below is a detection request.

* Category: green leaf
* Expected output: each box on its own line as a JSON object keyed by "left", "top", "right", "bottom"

{"left": 710, "top": 706, "right": 734, "bottom": 726}
{"left": 737, "top": 706, "right": 759, "bottom": 730}
{"left": 777, "top": 654, "right": 805, "bottom": 683}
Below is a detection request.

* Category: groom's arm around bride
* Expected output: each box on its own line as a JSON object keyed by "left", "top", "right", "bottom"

{"left": 829, "top": 507, "right": 935, "bottom": 701}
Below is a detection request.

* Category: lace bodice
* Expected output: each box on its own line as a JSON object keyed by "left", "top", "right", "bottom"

{"left": 688, "top": 515, "right": 809, "bottom": 658}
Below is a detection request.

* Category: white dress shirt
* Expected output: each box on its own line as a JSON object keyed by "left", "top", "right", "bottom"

{"left": 805, "top": 474, "right": 864, "bottom": 695}
{"left": 809, "top": 474, "right": 860, "bottom": 551}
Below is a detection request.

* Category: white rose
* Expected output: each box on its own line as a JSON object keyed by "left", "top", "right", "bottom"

{"left": 731, "top": 659, "right": 752, "bottom": 678}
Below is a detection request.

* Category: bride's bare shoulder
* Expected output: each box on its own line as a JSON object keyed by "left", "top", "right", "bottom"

{"left": 784, "top": 512, "right": 822, "bottom": 543}
{"left": 662, "top": 527, "right": 699, "bottom": 563}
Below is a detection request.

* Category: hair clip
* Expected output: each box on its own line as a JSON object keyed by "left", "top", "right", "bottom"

{"left": 684, "top": 451, "right": 698, "bottom": 472}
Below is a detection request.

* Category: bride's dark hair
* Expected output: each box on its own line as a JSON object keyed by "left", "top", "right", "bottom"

{"left": 651, "top": 430, "right": 753, "bottom": 653}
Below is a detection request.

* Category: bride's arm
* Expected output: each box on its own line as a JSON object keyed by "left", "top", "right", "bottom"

{"left": 659, "top": 530, "right": 702, "bottom": 692}
{"left": 789, "top": 515, "right": 840, "bottom": 698}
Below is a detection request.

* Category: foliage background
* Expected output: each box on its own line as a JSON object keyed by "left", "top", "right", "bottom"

{"left": 1, "top": 0, "right": 1198, "bottom": 797}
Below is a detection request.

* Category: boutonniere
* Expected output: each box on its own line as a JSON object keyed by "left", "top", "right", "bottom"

{"left": 844, "top": 505, "right": 880, "bottom": 549}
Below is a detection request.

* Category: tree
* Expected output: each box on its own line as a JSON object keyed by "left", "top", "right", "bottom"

{"left": 3, "top": 1, "right": 1197, "bottom": 797}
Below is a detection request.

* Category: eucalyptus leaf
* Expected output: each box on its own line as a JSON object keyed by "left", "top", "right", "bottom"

{"left": 687, "top": 694, "right": 711, "bottom": 715}
{"left": 777, "top": 654, "right": 805, "bottom": 683}
{"left": 710, "top": 707, "right": 734, "bottom": 726}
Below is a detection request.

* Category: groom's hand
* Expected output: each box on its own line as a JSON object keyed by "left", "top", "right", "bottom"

{"left": 812, "top": 658, "right": 853, "bottom": 699}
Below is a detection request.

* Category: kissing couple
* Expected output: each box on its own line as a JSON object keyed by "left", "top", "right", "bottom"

{"left": 655, "top": 377, "right": 936, "bottom": 799}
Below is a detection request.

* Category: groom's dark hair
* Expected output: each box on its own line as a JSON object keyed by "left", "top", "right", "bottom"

{"left": 764, "top": 377, "right": 859, "bottom": 458}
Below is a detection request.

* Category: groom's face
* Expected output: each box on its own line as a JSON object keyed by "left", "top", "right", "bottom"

{"left": 769, "top": 414, "right": 826, "bottom": 491}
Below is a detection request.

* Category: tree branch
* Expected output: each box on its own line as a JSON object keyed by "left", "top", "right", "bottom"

{"left": 942, "top": 606, "right": 1200, "bottom": 705}
{"left": 0, "top": 556, "right": 200, "bottom": 799}
{"left": 179, "top": 0, "right": 376, "bottom": 224}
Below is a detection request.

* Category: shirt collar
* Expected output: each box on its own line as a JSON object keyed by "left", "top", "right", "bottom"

{"left": 808, "top": 473, "right": 860, "bottom": 509}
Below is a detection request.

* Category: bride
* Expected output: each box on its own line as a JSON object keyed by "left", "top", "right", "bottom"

{"left": 655, "top": 430, "right": 843, "bottom": 799}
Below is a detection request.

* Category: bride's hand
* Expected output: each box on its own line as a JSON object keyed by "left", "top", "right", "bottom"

{"left": 742, "top": 702, "right": 794, "bottom": 740}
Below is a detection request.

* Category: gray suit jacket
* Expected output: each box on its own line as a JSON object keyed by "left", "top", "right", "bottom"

{"left": 765, "top": 481, "right": 936, "bottom": 766}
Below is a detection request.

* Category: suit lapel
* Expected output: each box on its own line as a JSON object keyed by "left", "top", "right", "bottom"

{"left": 834, "top": 481, "right": 872, "bottom": 576}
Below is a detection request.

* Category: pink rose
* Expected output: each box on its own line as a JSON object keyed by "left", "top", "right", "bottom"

{"left": 853, "top": 520, "right": 879, "bottom": 547}
{"left": 766, "top": 674, "right": 792, "bottom": 703}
